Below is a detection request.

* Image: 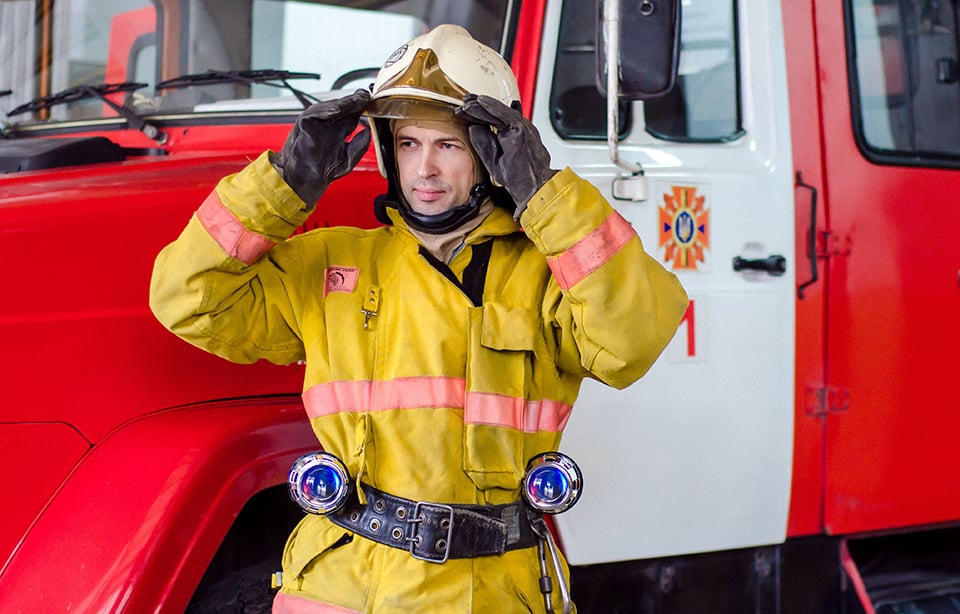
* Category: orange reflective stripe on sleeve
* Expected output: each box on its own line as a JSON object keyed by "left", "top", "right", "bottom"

{"left": 273, "top": 592, "right": 360, "bottom": 614}
{"left": 196, "top": 190, "right": 276, "bottom": 265}
{"left": 303, "top": 377, "right": 571, "bottom": 433}
{"left": 546, "top": 210, "right": 636, "bottom": 290}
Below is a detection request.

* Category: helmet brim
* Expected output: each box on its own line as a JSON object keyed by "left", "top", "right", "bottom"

{"left": 364, "top": 94, "right": 460, "bottom": 121}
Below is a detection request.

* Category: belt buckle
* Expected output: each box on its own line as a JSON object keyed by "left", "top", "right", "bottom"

{"left": 408, "top": 501, "right": 454, "bottom": 564}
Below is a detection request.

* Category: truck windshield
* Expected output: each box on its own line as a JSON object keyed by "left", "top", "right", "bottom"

{"left": 0, "top": 0, "right": 511, "bottom": 129}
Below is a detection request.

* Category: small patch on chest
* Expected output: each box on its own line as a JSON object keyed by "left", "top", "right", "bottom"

{"left": 324, "top": 266, "right": 359, "bottom": 297}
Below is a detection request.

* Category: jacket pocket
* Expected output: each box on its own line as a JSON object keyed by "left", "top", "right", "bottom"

{"left": 463, "top": 304, "right": 541, "bottom": 492}
{"left": 281, "top": 514, "right": 354, "bottom": 588}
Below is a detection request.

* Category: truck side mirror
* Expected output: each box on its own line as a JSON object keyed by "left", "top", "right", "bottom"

{"left": 596, "top": 0, "right": 681, "bottom": 100}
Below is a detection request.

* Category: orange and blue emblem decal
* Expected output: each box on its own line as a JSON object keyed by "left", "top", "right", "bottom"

{"left": 659, "top": 185, "right": 710, "bottom": 271}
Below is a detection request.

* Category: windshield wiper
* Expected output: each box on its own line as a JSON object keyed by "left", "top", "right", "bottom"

{"left": 156, "top": 69, "right": 321, "bottom": 109}
{"left": 6, "top": 82, "right": 167, "bottom": 144}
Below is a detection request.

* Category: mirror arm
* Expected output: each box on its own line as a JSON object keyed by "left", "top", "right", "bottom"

{"left": 604, "top": 0, "right": 643, "bottom": 174}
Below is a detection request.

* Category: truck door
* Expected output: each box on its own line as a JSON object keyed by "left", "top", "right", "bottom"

{"left": 534, "top": 0, "right": 797, "bottom": 564}
{"left": 816, "top": 0, "right": 960, "bottom": 535}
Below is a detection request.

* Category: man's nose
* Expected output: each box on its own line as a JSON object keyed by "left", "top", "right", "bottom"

{"left": 416, "top": 149, "right": 438, "bottom": 178}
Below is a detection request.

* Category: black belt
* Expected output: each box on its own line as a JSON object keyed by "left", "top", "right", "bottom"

{"left": 328, "top": 483, "right": 541, "bottom": 563}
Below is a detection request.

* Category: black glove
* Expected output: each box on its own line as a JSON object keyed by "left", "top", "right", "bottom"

{"left": 272, "top": 89, "right": 371, "bottom": 208}
{"left": 455, "top": 94, "right": 557, "bottom": 220}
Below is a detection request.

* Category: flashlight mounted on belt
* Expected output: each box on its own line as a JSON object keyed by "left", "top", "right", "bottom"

{"left": 287, "top": 450, "right": 582, "bottom": 516}
{"left": 287, "top": 451, "right": 352, "bottom": 515}
{"left": 522, "top": 451, "right": 583, "bottom": 514}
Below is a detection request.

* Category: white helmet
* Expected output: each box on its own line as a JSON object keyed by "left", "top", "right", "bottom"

{"left": 366, "top": 24, "right": 521, "bottom": 178}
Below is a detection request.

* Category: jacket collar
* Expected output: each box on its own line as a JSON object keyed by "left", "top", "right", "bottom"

{"left": 387, "top": 204, "right": 521, "bottom": 247}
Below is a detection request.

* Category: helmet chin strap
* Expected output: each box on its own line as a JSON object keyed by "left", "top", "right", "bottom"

{"left": 399, "top": 183, "right": 488, "bottom": 234}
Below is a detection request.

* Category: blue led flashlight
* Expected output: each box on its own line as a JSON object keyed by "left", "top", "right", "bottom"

{"left": 522, "top": 452, "right": 583, "bottom": 514}
{"left": 287, "top": 452, "right": 352, "bottom": 515}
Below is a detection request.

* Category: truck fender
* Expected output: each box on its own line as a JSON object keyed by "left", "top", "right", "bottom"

{"left": 0, "top": 396, "right": 315, "bottom": 613}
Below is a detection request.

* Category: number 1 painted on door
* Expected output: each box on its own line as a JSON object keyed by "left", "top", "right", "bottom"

{"left": 681, "top": 300, "right": 696, "bottom": 358}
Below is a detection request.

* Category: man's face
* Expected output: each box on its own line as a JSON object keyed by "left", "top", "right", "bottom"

{"left": 395, "top": 120, "right": 477, "bottom": 217}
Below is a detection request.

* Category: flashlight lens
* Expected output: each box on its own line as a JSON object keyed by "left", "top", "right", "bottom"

{"left": 303, "top": 463, "right": 344, "bottom": 502}
{"left": 528, "top": 466, "right": 569, "bottom": 506}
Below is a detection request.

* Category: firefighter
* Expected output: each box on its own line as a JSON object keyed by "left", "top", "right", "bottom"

{"left": 150, "top": 24, "right": 687, "bottom": 614}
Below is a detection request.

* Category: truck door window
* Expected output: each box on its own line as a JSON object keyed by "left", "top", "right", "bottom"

{"left": 550, "top": 1, "right": 631, "bottom": 140}
{"left": 549, "top": 0, "right": 742, "bottom": 143}
{"left": 849, "top": 0, "right": 960, "bottom": 163}
{"left": 645, "top": 2, "right": 742, "bottom": 142}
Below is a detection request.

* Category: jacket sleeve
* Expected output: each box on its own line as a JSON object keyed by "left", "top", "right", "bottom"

{"left": 520, "top": 168, "right": 689, "bottom": 389}
{"left": 149, "top": 151, "right": 312, "bottom": 365}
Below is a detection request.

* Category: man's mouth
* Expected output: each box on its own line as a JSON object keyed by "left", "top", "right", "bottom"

{"left": 413, "top": 188, "right": 444, "bottom": 203}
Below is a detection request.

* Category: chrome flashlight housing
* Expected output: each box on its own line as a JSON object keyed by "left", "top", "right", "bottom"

{"left": 522, "top": 452, "right": 583, "bottom": 514}
{"left": 287, "top": 452, "right": 352, "bottom": 515}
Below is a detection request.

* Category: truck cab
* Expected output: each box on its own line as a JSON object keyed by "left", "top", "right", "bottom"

{"left": 4, "top": 0, "right": 960, "bottom": 612}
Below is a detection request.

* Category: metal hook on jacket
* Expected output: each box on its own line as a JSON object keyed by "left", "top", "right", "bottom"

{"left": 530, "top": 515, "right": 573, "bottom": 614}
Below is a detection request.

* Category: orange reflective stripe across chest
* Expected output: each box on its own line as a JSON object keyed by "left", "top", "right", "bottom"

{"left": 302, "top": 377, "right": 572, "bottom": 433}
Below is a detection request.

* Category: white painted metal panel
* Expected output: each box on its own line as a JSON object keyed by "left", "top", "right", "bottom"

{"left": 534, "top": 0, "right": 796, "bottom": 564}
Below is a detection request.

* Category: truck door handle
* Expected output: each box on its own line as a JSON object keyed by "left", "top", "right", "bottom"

{"left": 795, "top": 172, "right": 819, "bottom": 299}
{"left": 732, "top": 254, "right": 787, "bottom": 276}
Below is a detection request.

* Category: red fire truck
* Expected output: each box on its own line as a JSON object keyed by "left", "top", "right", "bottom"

{"left": 1, "top": 0, "right": 957, "bottom": 612}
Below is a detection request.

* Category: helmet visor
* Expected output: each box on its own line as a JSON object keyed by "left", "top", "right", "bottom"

{"left": 364, "top": 96, "right": 458, "bottom": 122}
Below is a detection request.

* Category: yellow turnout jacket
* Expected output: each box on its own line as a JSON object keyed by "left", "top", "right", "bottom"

{"left": 150, "top": 152, "right": 688, "bottom": 613}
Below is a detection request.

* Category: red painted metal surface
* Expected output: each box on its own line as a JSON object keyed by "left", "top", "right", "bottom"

{"left": 810, "top": 0, "right": 960, "bottom": 535}
{"left": 0, "top": 135, "right": 383, "bottom": 441}
{"left": 511, "top": 0, "right": 547, "bottom": 116}
{"left": 0, "top": 398, "right": 315, "bottom": 613}
{"left": 0, "top": 424, "right": 90, "bottom": 568}
{"left": 781, "top": 0, "right": 830, "bottom": 538}
{"left": 0, "top": 133, "right": 385, "bottom": 575}
{"left": 783, "top": 0, "right": 960, "bottom": 541}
